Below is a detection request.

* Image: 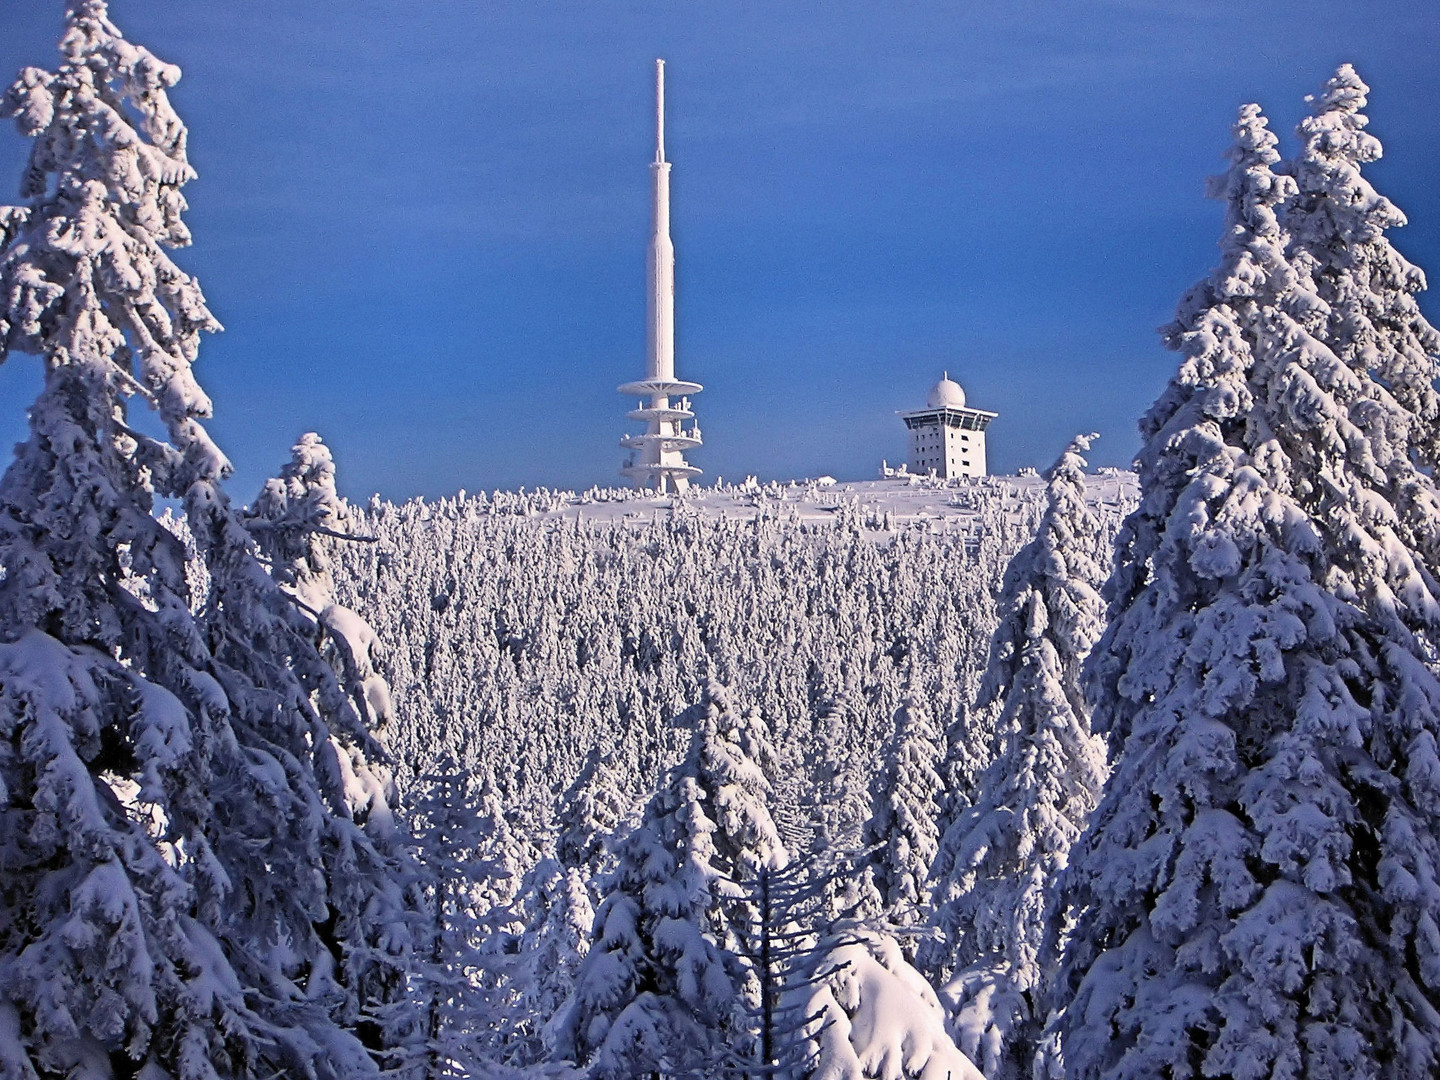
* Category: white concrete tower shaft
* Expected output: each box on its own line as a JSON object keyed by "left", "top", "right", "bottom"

{"left": 619, "top": 58, "right": 702, "bottom": 493}
{"left": 647, "top": 58, "right": 675, "bottom": 382}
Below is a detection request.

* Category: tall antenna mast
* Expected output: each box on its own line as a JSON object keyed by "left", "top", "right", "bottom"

{"left": 655, "top": 58, "right": 666, "bottom": 163}
{"left": 618, "top": 59, "right": 703, "bottom": 494}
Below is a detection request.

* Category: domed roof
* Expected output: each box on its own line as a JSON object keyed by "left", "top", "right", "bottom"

{"left": 926, "top": 373, "right": 966, "bottom": 410}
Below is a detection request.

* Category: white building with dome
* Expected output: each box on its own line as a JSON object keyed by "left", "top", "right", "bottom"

{"left": 899, "top": 373, "right": 997, "bottom": 478}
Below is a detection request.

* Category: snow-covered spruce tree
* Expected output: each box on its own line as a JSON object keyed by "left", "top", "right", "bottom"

{"left": 246, "top": 432, "right": 400, "bottom": 827}
{"left": 860, "top": 694, "right": 944, "bottom": 929}
{"left": 471, "top": 775, "right": 543, "bottom": 922}
{"left": 246, "top": 432, "right": 353, "bottom": 607}
{"left": 1058, "top": 103, "right": 1440, "bottom": 1079}
{"left": 407, "top": 755, "right": 542, "bottom": 1079}
{"left": 462, "top": 776, "right": 556, "bottom": 1067}
{"left": 485, "top": 854, "right": 596, "bottom": 1067}
{"left": 553, "top": 680, "right": 786, "bottom": 1077}
{"left": 555, "top": 744, "right": 633, "bottom": 881}
{"left": 0, "top": 7, "right": 414, "bottom": 1078}
{"left": 1285, "top": 65, "right": 1440, "bottom": 478}
{"left": 245, "top": 433, "right": 391, "bottom": 695}
{"left": 921, "top": 435, "right": 1108, "bottom": 1080}
{"left": 805, "top": 691, "right": 871, "bottom": 852}
{"left": 406, "top": 759, "right": 486, "bottom": 1080}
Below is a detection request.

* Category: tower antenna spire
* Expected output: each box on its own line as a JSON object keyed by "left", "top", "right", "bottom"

{"left": 619, "top": 59, "right": 702, "bottom": 494}
{"left": 655, "top": 58, "right": 666, "bottom": 163}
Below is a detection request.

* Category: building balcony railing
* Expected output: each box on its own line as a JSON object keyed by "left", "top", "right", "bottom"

{"left": 620, "top": 430, "right": 703, "bottom": 452}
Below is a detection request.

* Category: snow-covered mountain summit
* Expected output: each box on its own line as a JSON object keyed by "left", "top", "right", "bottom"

{"left": 376, "top": 472, "right": 1137, "bottom": 531}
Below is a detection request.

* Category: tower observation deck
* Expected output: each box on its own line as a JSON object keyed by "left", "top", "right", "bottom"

{"left": 619, "top": 59, "right": 703, "bottom": 493}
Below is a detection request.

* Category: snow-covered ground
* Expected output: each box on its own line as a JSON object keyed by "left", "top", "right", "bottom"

{"left": 431, "top": 471, "right": 1137, "bottom": 530}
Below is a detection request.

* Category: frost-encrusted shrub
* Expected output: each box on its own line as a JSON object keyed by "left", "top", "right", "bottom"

{"left": 790, "top": 927, "right": 984, "bottom": 1080}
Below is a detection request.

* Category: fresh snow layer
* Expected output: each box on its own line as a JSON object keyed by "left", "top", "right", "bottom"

{"left": 388, "top": 473, "right": 1137, "bottom": 529}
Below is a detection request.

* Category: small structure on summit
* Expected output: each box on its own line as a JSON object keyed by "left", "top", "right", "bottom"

{"left": 619, "top": 59, "right": 702, "bottom": 493}
{"left": 899, "top": 373, "right": 997, "bottom": 478}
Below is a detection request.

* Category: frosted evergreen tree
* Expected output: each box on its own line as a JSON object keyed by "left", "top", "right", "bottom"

{"left": 246, "top": 433, "right": 353, "bottom": 607}
{"left": 406, "top": 756, "right": 495, "bottom": 1080}
{"left": 486, "top": 855, "right": 596, "bottom": 1067}
{"left": 861, "top": 695, "right": 944, "bottom": 928}
{"left": 555, "top": 745, "right": 633, "bottom": 880}
{"left": 246, "top": 432, "right": 392, "bottom": 711}
{"left": 1285, "top": 65, "right": 1440, "bottom": 476}
{"left": 0, "top": 7, "right": 414, "bottom": 1077}
{"left": 806, "top": 691, "right": 870, "bottom": 850}
{"left": 470, "top": 775, "right": 541, "bottom": 923}
{"left": 552, "top": 680, "right": 786, "bottom": 1077}
{"left": 1058, "top": 102, "right": 1440, "bottom": 1079}
{"left": 463, "top": 777, "right": 553, "bottom": 1067}
{"left": 246, "top": 432, "right": 399, "bottom": 826}
{"left": 923, "top": 436, "right": 1108, "bottom": 1080}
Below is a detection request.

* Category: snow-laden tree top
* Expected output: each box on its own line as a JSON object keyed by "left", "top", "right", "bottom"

{"left": 554, "top": 680, "right": 788, "bottom": 1076}
{"left": 0, "top": 0, "right": 224, "bottom": 650}
{"left": 2, "top": 0, "right": 223, "bottom": 484}
{"left": 1286, "top": 64, "right": 1440, "bottom": 469}
{"left": 247, "top": 432, "right": 353, "bottom": 608}
{"left": 0, "top": 8, "right": 417, "bottom": 1078}
{"left": 976, "top": 433, "right": 1105, "bottom": 720}
{"left": 925, "top": 434, "right": 1108, "bottom": 1080}
{"left": 1061, "top": 85, "right": 1440, "bottom": 1080}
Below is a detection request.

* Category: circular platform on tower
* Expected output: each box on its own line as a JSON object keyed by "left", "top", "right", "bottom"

{"left": 619, "top": 378, "right": 703, "bottom": 398}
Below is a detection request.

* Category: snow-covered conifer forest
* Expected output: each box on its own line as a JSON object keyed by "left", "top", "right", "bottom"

{"left": 2, "top": 5, "right": 1439, "bottom": 1079}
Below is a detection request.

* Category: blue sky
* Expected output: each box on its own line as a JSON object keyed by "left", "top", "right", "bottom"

{"left": 1, "top": 2, "right": 1438, "bottom": 500}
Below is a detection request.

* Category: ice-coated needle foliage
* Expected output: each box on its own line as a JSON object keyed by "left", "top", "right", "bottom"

{"left": 0, "top": 7, "right": 414, "bottom": 1078}
{"left": 861, "top": 695, "right": 945, "bottom": 927}
{"left": 1284, "top": 65, "right": 1440, "bottom": 477}
{"left": 555, "top": 745, "right": 635, "bottom": 881}
{"left": 1059, "top": 94, "right": 1440, "bottom": 1080}
{"left": 405, "top": 758, "right": 494, "bottom": 1080}
{"left": 923, "top": 435, "right": 1108, "bottom": 1080}
{"left": 553, "top": 680, "right": 786, "bottom": 1078}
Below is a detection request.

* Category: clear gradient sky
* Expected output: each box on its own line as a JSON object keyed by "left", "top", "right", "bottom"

{"left": 1, "top": 2, "right": 1438, "bottom": 500}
